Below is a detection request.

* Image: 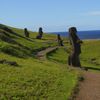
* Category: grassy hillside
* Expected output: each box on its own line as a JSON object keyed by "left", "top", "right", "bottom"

{"left": 0, "top": 24, "right": 78, "bottom": 100}
{"left": 0, "top": 24, "right": 57, "bottom": 57}
{"left": 81, "top": 40, "right": 100, "bottom": 69}
{"left": 47, "top": 40, "right": 100, "bottom": 71}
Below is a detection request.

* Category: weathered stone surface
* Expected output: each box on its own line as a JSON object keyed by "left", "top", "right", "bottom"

{"left": 24, "top": 28, "right": 29, "bottom": 37}
{"left": 68, "top": 27, "right": 83, "bottom": 67}
{"left": 57, "top": 34, "right": 64, "bottom": 46}
{"left": 36, "top": 27, "right": 43, "bottom": 39}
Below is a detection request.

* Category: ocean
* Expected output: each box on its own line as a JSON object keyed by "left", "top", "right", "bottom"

{"left": 49, "top": 30, "right": 100, "bottom": 40}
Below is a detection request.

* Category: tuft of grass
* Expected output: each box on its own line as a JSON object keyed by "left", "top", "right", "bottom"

{"left": 47, "top": 47, "right": 68, "bottom": 64}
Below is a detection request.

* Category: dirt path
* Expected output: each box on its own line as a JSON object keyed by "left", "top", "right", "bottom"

{"left": 36, "top": 46, "right": 58, "bottom": 60}
{"left": 75, "top": 71, "right": 100, "bottom": 100}
{"left": 36, "top": 46, "right": 100, "bottom": 100}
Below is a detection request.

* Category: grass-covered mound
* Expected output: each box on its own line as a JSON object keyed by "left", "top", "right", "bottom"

{"left": 0, "top": 24, "right": 78, "bottom": 100}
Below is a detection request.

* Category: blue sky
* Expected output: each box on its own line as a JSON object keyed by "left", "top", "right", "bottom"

{"left": 0, "top": 0, "right": 100, "bottom": 32}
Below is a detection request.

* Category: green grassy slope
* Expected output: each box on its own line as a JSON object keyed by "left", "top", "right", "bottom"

{"left": 47, "top": 40, "right": 100, "bottom": 71}
{"left": 0, "top": 24, "right": 78, "bottom": 100}
{"left": 81, "top": 40, "right": 100, "bottom": 69}
{"left": 0, "top": 24, "right": 57, "bottom": 58}
{"left": 0, "top": 52, "right": 78, "bottom": 100}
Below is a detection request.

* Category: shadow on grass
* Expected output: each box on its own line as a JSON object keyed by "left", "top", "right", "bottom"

{"left": 0, "top": 24, "right": 35, "bottom": 42}
{"left": 84, "top": 67, "right": 100, "bottom": 71}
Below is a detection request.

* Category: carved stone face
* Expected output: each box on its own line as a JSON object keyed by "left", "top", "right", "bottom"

{"left": 69, "top": 27, "right": 77, "bottom": 34}
{"left": 39, "top": 27, "right": 43, "bottom": 32}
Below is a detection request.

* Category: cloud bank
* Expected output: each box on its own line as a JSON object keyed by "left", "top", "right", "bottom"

{"left": 82, "top": 11, "right": 100, "bottom": 16}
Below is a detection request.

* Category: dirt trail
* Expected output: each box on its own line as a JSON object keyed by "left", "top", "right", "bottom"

{"left": 75, "top": 71, "right": 100, "bottom": 100}
{"left": 36, "top": 46, "right": 100, "bottom": 100}
{"left": 36, "top": 46, "right": 58, "bottom": 60}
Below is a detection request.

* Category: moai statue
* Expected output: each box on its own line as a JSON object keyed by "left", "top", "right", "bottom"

{"left": 68, "top": 27, "right": 83, "bottom": 67}
{"left": 57, "top": 34, "right": 64, "bottom": 46}
{"left": 36, "top": 27, "right": 43, "bottom": 39}
{"left": 24, "top": 28, "right": 29, "bottom": 38}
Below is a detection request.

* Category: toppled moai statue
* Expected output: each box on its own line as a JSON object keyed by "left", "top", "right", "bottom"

{"left": 36, "top": 27, "right": 43, "bottom": 39}
{"left": 24, "top": 28, "right": 29, "bottom": 37}
{"left": 57, "top": 34, "right": 64, "bottom": 46}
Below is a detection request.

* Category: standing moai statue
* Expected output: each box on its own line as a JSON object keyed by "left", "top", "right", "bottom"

{"left": 24, "top": 28, "right": 29, "bottom": 38}
{"left": 68, "top": 27, "right": 83, "bottom": 67}
{"left": 36, "top": 27, "right": 43, "bottom": 39}
{"left": 57, "top": 34, "right": 64, "bottom": 46}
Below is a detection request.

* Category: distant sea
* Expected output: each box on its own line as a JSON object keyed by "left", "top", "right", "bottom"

{"left": 48, "top": 30, "right": 100, "bottom": 40}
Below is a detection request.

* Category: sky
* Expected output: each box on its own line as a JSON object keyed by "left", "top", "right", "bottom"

{"left": 0, "top": 0, "right": 100, "bottom": 32}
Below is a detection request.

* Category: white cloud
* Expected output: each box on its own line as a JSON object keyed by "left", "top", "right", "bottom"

{"left": 82, "top": 11, "right": 100, "bottom": 16}
{"left": 88, "top": 11, "right": 100, "bottom": 16}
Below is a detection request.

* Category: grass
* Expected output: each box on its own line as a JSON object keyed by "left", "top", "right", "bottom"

{"left": 0, "top": 24, "right": 78, "bottom": 100}
{"left": 81, "top": 40, "right": 100, "bottom": 67}
{"left": 0, "top": 24, "right": 57, "bottom": 58}
{"left": 47, "top": 40, "right": 100, "bottom": 72}
{"left": 47, "top": 47, "right": 68, "bottom": 64}
{"left": 0, "top": 52, "right": 78, "bottom": 100}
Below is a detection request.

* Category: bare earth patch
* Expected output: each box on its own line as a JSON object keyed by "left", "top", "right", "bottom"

{"left": 75, "top": 71, "right": 100, "bottom": 100}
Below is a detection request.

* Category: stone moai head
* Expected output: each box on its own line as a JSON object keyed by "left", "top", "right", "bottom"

{"left": 39, "top": 27, "right": 42, "bottom": 31}
{"left": 36, "top": 27, "right": 43, "bottom": 39}
{"left": 24, "top": 28, "right": 27, "bottom": 30}
{"left": 24, "top": 28, "right": 29, "bottom": 37}
{"left": 69, "top": 27, "right": 77, "bottom": 34}
{"left": 57, "top": 34, "right": 60, "bottom": 37}
{"left": 39, "top": 27, "right": 43, "bottom": 33}
{"left": 57, "top": 34, "right": 61, "bottom": 40}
